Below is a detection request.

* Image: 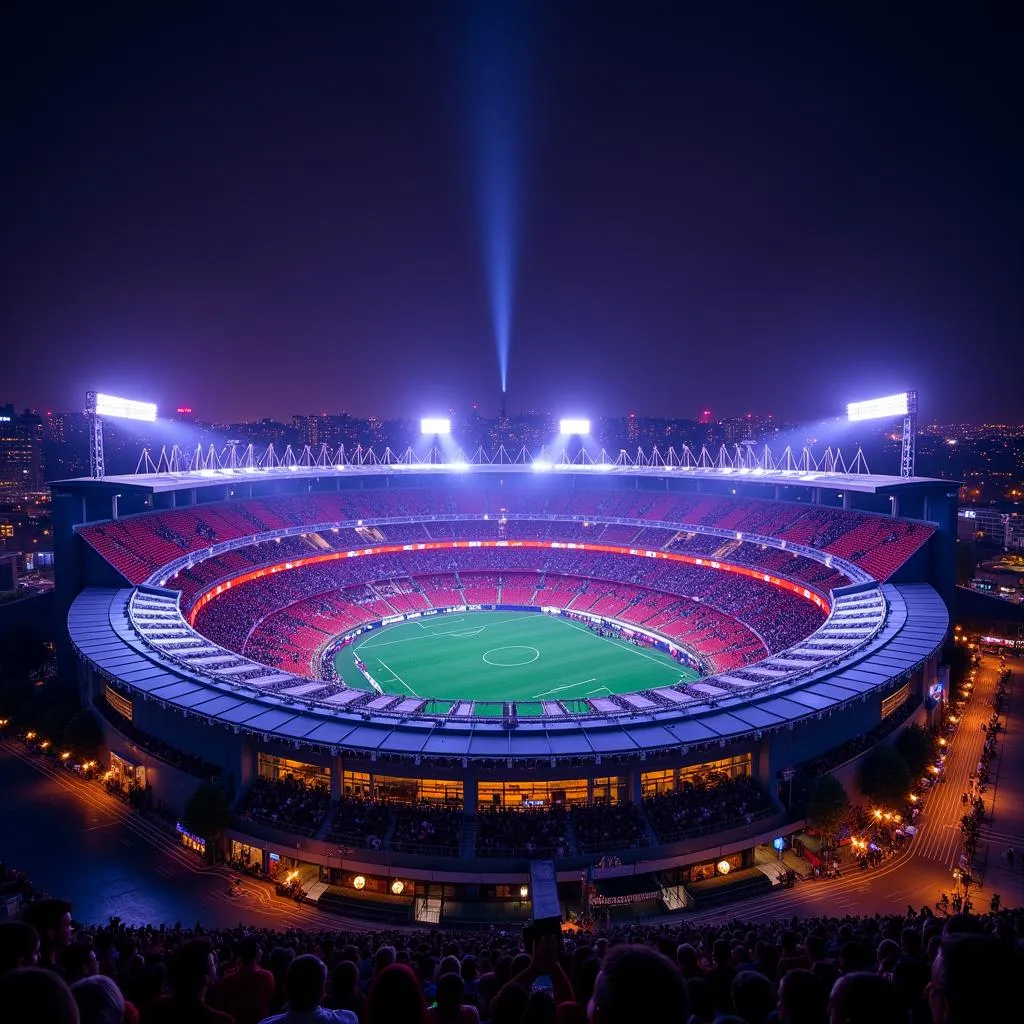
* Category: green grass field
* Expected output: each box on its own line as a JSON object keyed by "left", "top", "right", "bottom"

{"left": 333, "top": 610, "right": 699, "bottom": 707}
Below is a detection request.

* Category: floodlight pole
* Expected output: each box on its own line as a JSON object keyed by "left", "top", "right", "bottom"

{"left": 900, "top": 390, "right": 918, "bottom": 478}
{"left": 86, "top": 391, "right": 105, "bottom": 479}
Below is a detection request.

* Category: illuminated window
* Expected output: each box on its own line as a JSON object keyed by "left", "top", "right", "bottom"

{"left": 258, "top": 753, "right": 330, "bottom": 790}
{"left": 881, "top": 684, "right": 910, "bottom": 720}
{"left": 641, "top": 755, "right": 753, "bottom": 797}
{"left": 478, "top": 778, "right": 588, "bottom": 810}
{"left": 104, "top": 686, "right": 134, "bottom": 722}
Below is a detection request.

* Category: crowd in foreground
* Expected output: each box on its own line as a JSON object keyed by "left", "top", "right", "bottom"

{"left": 0, "top": 890, "right": 1018, "bottom": 1024}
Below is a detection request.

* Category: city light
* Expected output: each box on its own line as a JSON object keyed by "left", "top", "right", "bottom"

{"left": 391, "top": 879, "right": 405, "bottom": 895}
{"left": 559, "top": 417, "right": 591, "bottom": 435}
{"left": 91, "top": 392, "right": 158, "bottom": 422}
{"left": 420, "top": 417, "right": 452, "bottom": 435}
{"left": 846, "top": 392, "right": 911, "bottom": 422}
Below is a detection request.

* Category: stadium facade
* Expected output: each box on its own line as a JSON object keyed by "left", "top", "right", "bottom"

{"left": 51, "top": 458, "right": 955, "bottom": 917}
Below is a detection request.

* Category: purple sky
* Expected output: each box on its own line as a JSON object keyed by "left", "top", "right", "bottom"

{"left": 1, "top": 4, "right": 1020, "bottom": 424}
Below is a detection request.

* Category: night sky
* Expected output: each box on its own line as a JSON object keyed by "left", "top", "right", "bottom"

{"left": 2, "top": 3, "right": 1020, "bottom": 424}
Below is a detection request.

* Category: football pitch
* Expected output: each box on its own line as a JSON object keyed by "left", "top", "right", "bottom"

{"left": 332, "top": 610, "right": 699, "bottom": 711}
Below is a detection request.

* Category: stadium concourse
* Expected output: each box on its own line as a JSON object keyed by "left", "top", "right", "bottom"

{"left": 49, "top": 461, "right": 955, "bottom": 923}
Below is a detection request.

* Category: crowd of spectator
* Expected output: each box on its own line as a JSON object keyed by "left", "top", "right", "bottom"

{"left": 475, "top": 807, "right": 570, "bottom": 859}
{"left": 220, "top": 771, "right": 788, "bottom": 859}
{"left": 571, "top": 802, "right": 650, "bottom": 854}
{"left": 238, "top": 778, "right": 333, "bottom": 837}
{"left": 83, "top": 487, "right": 934, "bottom": 597}
{"left": 644, "top": 775, "right": 776, "bottom": 844}
{"left": 389, "top": 804, "right": 463, "bottom": 855}
{"left": 190, "top": 545, "right": 827, "bottom": 681}
{"left": 324, "top": 797, "right": 392, "bottom": 850}
{"left": 0, "top": 892, "right": 1017, "bottom": 1024}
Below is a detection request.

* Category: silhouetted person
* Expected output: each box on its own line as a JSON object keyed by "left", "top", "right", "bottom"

{"left": 0, "top": 965, "right": 80, "bottom": 1024}
{"left": 827, "top": 973, "right": 903, "bottom": 1024}
{"left": 927, "top": 934, "right": 1017, "bottom": 1024}
{"left": 588, "top": 945, "right": 690, "bottom": 1024}
{"left": 146, "top": 938, "right": 234, "bottom": 1024}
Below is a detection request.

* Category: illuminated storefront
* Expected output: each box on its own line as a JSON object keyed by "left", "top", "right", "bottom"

{"left": 687, "top": 851, "right": 743, "bottom": 882}
{"left": 176, "top": 822, "right": 206, "bottom": 857}
{"left": 108, "top": 751, "right": 146, "bottom": 792}
{"left": 230, "top": 839, "right": 264, "bottom": 872}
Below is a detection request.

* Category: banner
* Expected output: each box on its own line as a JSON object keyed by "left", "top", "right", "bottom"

{"left": 590, "top": 891, "right": 660, "bottom": 907}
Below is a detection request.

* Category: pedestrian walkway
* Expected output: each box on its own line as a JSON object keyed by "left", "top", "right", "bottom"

{"left": 975, "top": 662, "right": 1024, "bottom": 908}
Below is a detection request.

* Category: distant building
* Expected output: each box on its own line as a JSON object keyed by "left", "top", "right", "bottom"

{"left": 0, "top": 405, "right": 45, "bottom": 495}
{"left": 0, "top": 552, "right": 17, "bottom": 594}
{"left": 959, "top": 506, "right": 1024, "bottom": 550}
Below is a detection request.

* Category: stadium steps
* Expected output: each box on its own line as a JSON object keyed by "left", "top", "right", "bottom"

{"left": 563, "top": 815, "right": 581, "bottom": 856}
{"left": 312, "top": 812, "right": 337, "bottom": 843}
{"left": 460, "top": 819, "right": 478, "bottom": 859}
{"left": 712, "top": 539, "right": 742, "bottom": 560}
{"left": 639, "top": 805, "right": 660, "bottom": 848}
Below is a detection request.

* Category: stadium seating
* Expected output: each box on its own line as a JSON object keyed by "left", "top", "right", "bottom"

{"left": 78, "top": 489, "right": 934, "bottom": 591}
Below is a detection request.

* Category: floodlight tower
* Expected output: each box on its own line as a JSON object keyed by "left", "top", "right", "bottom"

{"left": 86, "top": 392, "right": 105, "bottom": 479}
{"left": 846, "top": 391, "right": 918, "bottom": 478}
{"left": 900, "top": 390, "right": 918, "bottom": 478}
{"left": 86, "top": 391, "right": 159, "bottom": 479}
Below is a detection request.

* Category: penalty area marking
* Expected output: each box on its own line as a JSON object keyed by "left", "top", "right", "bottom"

{"left": 356, "top": 615, "right": 523, "bottom": 651}
{"left": 377, "top": 658, "right": 418, "bottom": 697}
{"left": 558, "top": 617, "right": 683, "bottom": 676}
{"left": 482, "top": 646, "right": 540, "bottom": 667}
{"left": 532, "top": 678, "right": 597, "bottom": 700}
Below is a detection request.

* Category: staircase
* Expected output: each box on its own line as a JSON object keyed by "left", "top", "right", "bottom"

{"left": 460, "top": 818, "right": 477, "bottom": 859}
{"left": 563, "top": 815, "right": 581, "bottom": 856}
{"left": 413, "top": 895, "right": 442, "bottom": 924}
{"left": 659, "top": 882, "right": 689, "bottom": 911}
{"left": 712, "top": 538, "right": 742, "bottom": 560}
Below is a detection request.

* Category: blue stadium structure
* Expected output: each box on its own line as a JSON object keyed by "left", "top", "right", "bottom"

{"left": 51, "top": 457, "right": 955, "bottom": 920}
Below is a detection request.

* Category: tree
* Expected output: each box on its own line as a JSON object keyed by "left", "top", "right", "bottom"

{"left": 859, "top": 744, "right": 912, "bottom": 809}
{"left": 895, "top": 724, "right": 933, "bottom": 780}
{"left": 183, "top": 781, "right": 232, "bottom": 842}
{"left": 955, "top": 541, "right": 976, "bottom": 587}
{"left": 946, "top": 644, "right": 972, "bottom": 701}
{"left": 806, "top": 774, "right": 851, "bottom": 842}
{"left": 0, "top": 626, "right": 52, "bottom": 681}
{"left": 63, "top": 708, "right": 105, "bottom": 760}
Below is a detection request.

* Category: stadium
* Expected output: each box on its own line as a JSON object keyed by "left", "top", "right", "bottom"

{"left": 53, "top": 438, "right": 954, "bottom": 923}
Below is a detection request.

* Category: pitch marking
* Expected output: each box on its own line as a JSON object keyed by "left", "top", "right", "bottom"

{"left": 482, "top": 645, "right": 540, "bottom": 667}
{"left": 377, "top": 658, "right": 418, "bottom": 697}
{"left": 356, "top": 615, "right": 524, "bottom": 651}
{"left": 559, "top": 618, "right": 683, "bottom": 675}
{"left": 532, "top": 678, "right": 597, "bottom": 700}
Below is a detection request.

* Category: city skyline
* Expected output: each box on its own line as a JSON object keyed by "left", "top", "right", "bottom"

{"left": 2, "top": 6, "right": 1022, "bottom": 423}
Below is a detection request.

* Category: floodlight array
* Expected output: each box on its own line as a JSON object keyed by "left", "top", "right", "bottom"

{"left": 420, "top": 417, "right": 452, "bottom": 435}
{"left": 559, "top": 417, "right": 591, "bottom": 435}
{"left": 92, "top": 392, "right": 158, "bottom": 422}
{"left": 847, "top": 392, "right": 910, "bottom": 422}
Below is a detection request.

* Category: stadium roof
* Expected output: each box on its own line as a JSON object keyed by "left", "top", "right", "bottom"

{"left": 51, "top": 461, "right": 956, "bottom": 496}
